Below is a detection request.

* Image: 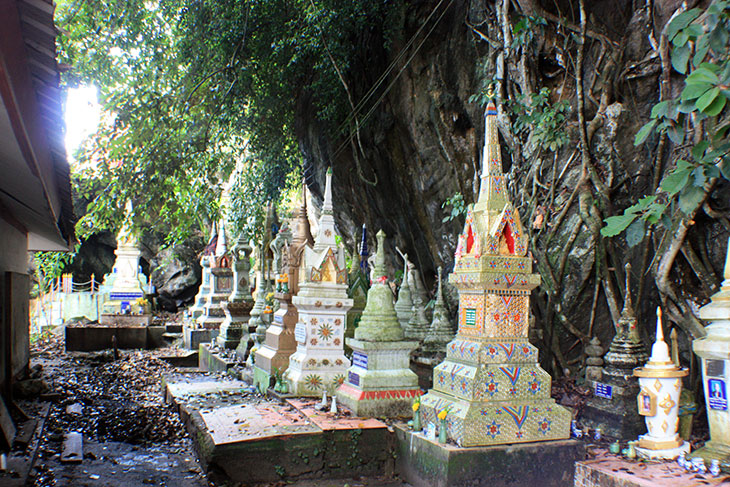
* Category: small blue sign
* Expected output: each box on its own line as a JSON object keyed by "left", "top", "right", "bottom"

{"left": 353, "top": 351, "right": 368, "bottom": 369}
{"left": 595, "top": 382, "right": 613, "bottom": 400}
{"left": 708, "top": 378, "right": 728, "bottom": 411}
{"left": 273, "top": 314, "right": 283, "bottom": 325}
{"left": 120, "top": 301, "right": 131, "bottom": 313}
{"left": 110, "top": 292, "right": 143, "bottom": 300}
{"left": 348, "top": 371, "right": 360, "bottom": 386}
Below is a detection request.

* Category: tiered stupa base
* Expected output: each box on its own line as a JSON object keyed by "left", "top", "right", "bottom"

{"left": 285, "top": 351, "right": 350, "bottom": 396}
{"left": 580, "top": 367, "right": 645, "bottom": 439}
{"left": 216, "top": 301, "right": 253, "bottom": 349}
{"left": 419, "top": 338, "right": 571, "bottom": 447}
{"left": 253, "top": 292, "right": 298, "bottom": 392}
{"left": 637, "top": 439, "right": 690, "bottom": 460}
{"left": 337, "top": 338, "right": 420, "bottom": 417}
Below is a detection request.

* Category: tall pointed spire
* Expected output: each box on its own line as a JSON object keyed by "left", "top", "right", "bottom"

{"left": 313, "top": 168, "right": 337, "bottom": 251}
{"left": 648, "top": 307, "right": 671, "bottom": 364}
{"left": 359, "top": 224, "right": 369, "bottom": 276}
{"left": 215, "top": 217, "right": 227, "bottom": 256}
{"left": 322, "top": 166, "right": 333, "bottom": 215}
{"left": 293, "top": 180, "right": 314, "bottom": 249}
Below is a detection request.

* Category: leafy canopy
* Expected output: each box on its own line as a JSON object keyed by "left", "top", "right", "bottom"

{"left": 601, "top": 0, "right": 730, "bottom": 241}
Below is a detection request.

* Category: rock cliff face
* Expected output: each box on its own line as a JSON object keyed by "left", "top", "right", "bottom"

{"left": 295, "top": 0, "right": 730, "bottom": 372}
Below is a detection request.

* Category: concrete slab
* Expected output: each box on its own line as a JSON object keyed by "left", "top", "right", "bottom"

{"left": 198, "top": 344, "right": 237, "bottom": 373}
{"left": 65, "top": 324, "right": 147, "bottom": 351}
{"left": 164, "top": 373, "right": 396, "bottom": 484}
{"left": 575, "top": 449, "right": 730, "bottom": 487}
{"left": 395, "top": 424, "right": 584, "bottom": 487}
{"left": 287, "top": 398, "right": 386, "bottom": 431}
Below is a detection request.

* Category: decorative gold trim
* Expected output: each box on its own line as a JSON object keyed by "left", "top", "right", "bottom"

{"left": 638, "top": 437, "right": 683, "bottom": 450}
{"left": 634, "top": 368, "right": 688, "bottom": 378}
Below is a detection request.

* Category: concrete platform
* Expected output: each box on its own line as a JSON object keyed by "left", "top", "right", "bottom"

{"left": 198, "top": 343, "right": 238, "bottom": 373}
{"left": 65, "top": 324, "right": 147, "bottom": 351}
{"left": 575, "top": 449, "right": 730, "bottom": 486}
{"left": 164, "top": 373, "right": 395, "bottom": 484}
{"left": 99, "top": 314, "right": 151, "bottom": 326}
{"left": 395, "top": 424, "right": 584, "bottom": 487}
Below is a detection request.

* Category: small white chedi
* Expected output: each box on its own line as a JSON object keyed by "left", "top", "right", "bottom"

{"left": 285, "top": 168, "right": 352, "bottom": 395}
{"left": 634, "top": 307, "right": 689, "bottom": 459}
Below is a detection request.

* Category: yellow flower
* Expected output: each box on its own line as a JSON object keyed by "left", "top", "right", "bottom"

{"left": 437, "top": 410, "right": 448, "bottom": 420}
{"left": 412, "top": 403, "right": 420, "bottom": 412}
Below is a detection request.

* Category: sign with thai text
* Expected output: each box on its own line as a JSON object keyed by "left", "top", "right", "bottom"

{"left": 353, "top": 352, "right": 368, "bottom": 369}
{"left": 594, "top": 382, "right": 613, "bottom": 399}
{"left": 708, "top": 378, "right": 728, "bottom": 411}
{"left": 295, "top": 322, "right": 306, "bottom": 344}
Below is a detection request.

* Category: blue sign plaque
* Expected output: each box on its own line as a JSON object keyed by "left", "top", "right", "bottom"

{"left": 353, "top": 351, "right": 368, "bottom": 369}
{"left": 708, "top": 378, "right": 728, "bottom": 411}
{"left": 348, "top": 371, "right": 360, "bottom": 386}
{"left": 110, "top": 292, "right": 143, "bottom": 300}
{"left": 594, "top": 382, "right": 613, "bottom": 400}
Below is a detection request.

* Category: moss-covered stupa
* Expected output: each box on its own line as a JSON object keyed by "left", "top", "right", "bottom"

{"left": 337, "top": 230, "right": 420, "bottom": 417}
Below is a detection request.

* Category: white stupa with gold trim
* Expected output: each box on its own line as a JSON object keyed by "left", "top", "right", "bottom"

{"left": 418, "top": 100, "right": 571, "bottom": 446}
{"left": 634, "top": 307, "right": 689, "bottom": 459}
{"left": 285, "top": 169, "right": 353, "bottom": 395}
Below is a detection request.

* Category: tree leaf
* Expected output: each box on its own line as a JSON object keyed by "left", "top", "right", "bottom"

{"left": 693, "top": 33, "right": 711, "bottom": 67}
{"left": 696, "top": 87, "right": 720, "bottom": 112}
{"left": 703, "top": 94, "right": 726, "bottom": 116}
{"left": 686, "top": 67, "right": 720, "bottom": 85}
{"left": 634, "top": 119, "right": 656, "bottom": 145}
{"left": 661, "top": 167, "right": 691, "bottom": 195}
{"left": 667, "top": 123, "right": 685, "bottom": 144}
{"left": 650, "top": 101, "right": 670, "bottom": 119}
{"left": 681, "top": 82, "right": 711, "bottom": 101}
{"left": 672, "top": 44, "right": 690, "bottom": 74}
{"left": 601, "top": 213, "right": 638, "bottom": 237}
{"left": 667, "top": 9, "right": 702, "bottom": 40}
{"left": 678, "top": 184, "right": 706, "bottom": 214}
{"left": 625, "top": 218, "right": 645, "bottom": 248}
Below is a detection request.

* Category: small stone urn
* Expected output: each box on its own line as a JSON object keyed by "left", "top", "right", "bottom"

{"left": 633, "top": 307, "right": 689, "bottom": 460}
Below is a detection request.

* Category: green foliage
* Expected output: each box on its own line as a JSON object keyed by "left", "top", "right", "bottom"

{"left": 603, "top": 0, "right": 730, "bottom": 244}
{"left": 511, "top": 15, "right": 547, "bottom": 49}
{"left": 56, "top": 0, "right": 395, "bottom": 244}
{"left": 507, "top": 88, "right": 570, "bottom": 152}
{"left": 34, "top": 247, "right": 79, "bottom": 291}
{"left": 441, "top": 192, "right": 467, "bottom": 223}
{"left": 468, "top": 56, "right": 498, "bottom": 107}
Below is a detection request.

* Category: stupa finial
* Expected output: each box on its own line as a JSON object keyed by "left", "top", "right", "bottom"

{"left": 293, "top": 180, "right": 314, "bottom": 248}
{"left": 436, "top": 266, "right": 445, "bottom": 306}
{"left": 623, "top": 263, "right": 634, "bottom": 316}
{"left": 215, "top": 217, "right": 227, "bottom": 256}
{"left": 323, "top": 167, "right": 333, "bottom": 215}
{"left": 373, "top": 230, "right": 387, "bottom": 280}
{"left": 649, "top": 307, "right": 671, "bottom": 364}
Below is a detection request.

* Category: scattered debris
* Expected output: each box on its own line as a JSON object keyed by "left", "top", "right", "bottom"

{"left": 61, "top": 432, "right": 83, "bottom": 463}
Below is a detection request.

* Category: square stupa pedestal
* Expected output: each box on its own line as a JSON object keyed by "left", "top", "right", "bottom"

{"left": 395, "top": 424, "right": 584, "bottom": 487}
{"left": 337, "top": 338, "right": 421, "bottom": 417}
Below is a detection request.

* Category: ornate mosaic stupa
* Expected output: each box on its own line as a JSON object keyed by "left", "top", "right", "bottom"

{"left": 254, "top": 186, "right": 314, "bottom": 392}
{"left": 285, "top": 169, "right": 353, "bottom": 395}
{"left": 418, "top": 101, "right": 571, "bottom": 446}
{"left": 337, "top": 230, "right": 421, "bottom": 417}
